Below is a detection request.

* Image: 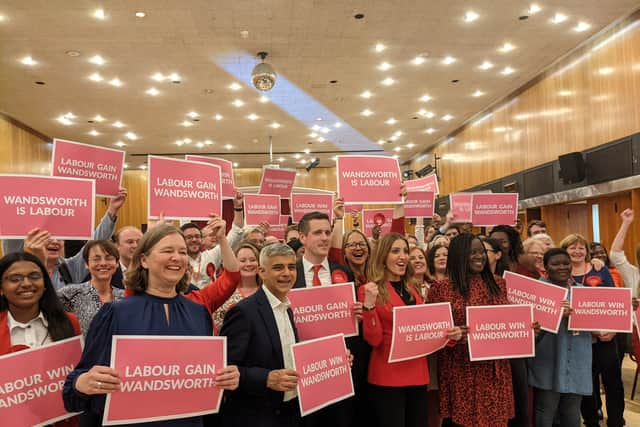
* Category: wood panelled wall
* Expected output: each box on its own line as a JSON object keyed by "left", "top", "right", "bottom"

{"left": 411, "top": 19, "right": 640, "bottom": 195}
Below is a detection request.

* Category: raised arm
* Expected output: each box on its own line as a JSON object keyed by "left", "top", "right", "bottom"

{"left": 331, "top": 194, "right": 345, "bottom": 249}
{"left": 611, "top": 209, "right": 633, "bottom": 253}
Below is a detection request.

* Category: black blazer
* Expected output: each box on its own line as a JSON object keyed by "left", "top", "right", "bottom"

{"left": 294, "top": 260, "right": 354, "bottom": 289}
{"left": 111, "top": 264, "right": 124, "bottom": 289}
{"left": 220, "top": 287, "right": 299, "bottom": 426}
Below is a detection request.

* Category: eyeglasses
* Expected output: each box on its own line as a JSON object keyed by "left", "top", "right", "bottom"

{"left": 184, "top": 235, "right": 202, "bottom": 241}
{"left": 346, "top": 242, "right": 368, "bottom": 249}
{"left": 4, "top": 272, "right": 44, "bottom": 284}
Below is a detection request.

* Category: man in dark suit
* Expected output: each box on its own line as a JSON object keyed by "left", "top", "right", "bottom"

{"left": 111, "top": 226, "right": 142, "bottom": 289}
{"left": 220, "top": 243, "right": 301, "bottom": 427}
{"left": 294, "top": 211, "right": 360, "bottom": 427}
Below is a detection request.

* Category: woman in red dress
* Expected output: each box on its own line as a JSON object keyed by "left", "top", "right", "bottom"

{"left": 429, "top": 233, "right": 515, "bottom": 427}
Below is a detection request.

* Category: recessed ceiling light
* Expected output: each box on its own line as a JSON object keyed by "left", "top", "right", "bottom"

{"left": 112, "top": 121, "right": 125, "bottom": 128}
{"left": 381, "top": 77, "right": 395, "bottom": 86}
{"left": 89, "top": 55, "right": 105, "bottom": 65}
{"left": 304, "top": 149, "right": 311, "bottom": 154}
{"left": 442, "top": 114, "right": 453, "bottom": 121}
{"left": 425, "top": 128, "right": 436, "bottom": 134}
{"left": 115, "top": 141, "right": 126, "bottom": 147}
{"left": 442, "top": 56, "right": 456, "bottom": 65}
{"left": 498, "top": 43, "right": 516, "bottom": 53}
{"left": 334, "top": 122, "right": 342, "bottom": 128}
{"left": 393, "top": 147, "right": 401, "bottom": 152}
{"left": 309, "top": 132, "right": 318, "bottom": 138}
{"left": 109, "top": 78, "right": 123, "bottom": 87}
{"left": 479, "top": 60, "right": 494, "bottom": 70}
{"left": 406, "top": 143, "right": 415, "bottom": 148}
{"left": 93, "top": 115, "right": 105, "bottom": 122}
{"left": 233, "top": 162, "right": 239, "bottom": 168}
{"left": 317, "top": 137, "right": 326, "bottom": 142}
{"left": 168, "top": 73, "right": 181, "bottom": 83}
{"left": 88, "top": 129, "right": 100, "bottom": 136}
{"left": 277, "top": 157, "right": 285, "bottom": 162}
{"left": 196, "top": 142, "right": 204, "bottom": 148}
{"left": 574, "top": 22, "right": 591, "bottom": 32}
{"left": 599, "top": 67, "right": 614, "bottom": 75}
{"left": 377, "top": 140, "right": 385, "bottom": 145}
{"left": 528, "top": 3, "right": 542, "bottom": 14}
{"left": 204, "top": 139, "right": 213, "bottom": 145}
{"left": 464, "top": 11, "right": 479, "bottom": 22}
{"left": 270, "top": 122, "right": 281, "bottom": 129}
{"left": 183, "top": 138, "right": 192, "bottom": 143}
{"left": 151, "top": 72, "right": 165, "bottom": 81}
{"left": 187, "top": 111, "right": 199, "bottom": 118}
{"left": 360, "top": 90, "right": 372, "bottom": 98}
{"left": 229, "top": 82, "right": 242, "bottom": 91}
{"left": 419, "top": 94, "right": 432, "bottom": 102}
{"left": 135, "top": 11, "right": 146, "bottom": 18}
{"left": 146, "top": 87, "right": 160, "bottom": 96}
{"left": 377, "top": 62, "right": 392, "bottom": 71}
{"left": 294, "top": 154, "right": 301, "bottom": 159}
{"left": 20, "top": 56, "right": 37, "bottom": 66}
{"left": 315, "top": 117, "right": 323, "bottom": 121}
{"left": 247, "top": 113, "right": 259, "bottom": 121}
{"left": 501, "top": 66, "right": 515, "bottom": 75}
{"left": 551, "top": 13, "right": 568, "bottom": 24}
{"left": 558, "top": 90, "right": 573, "bottom": 96}
{"left": 361, "top": 109, "right": 373, "bottom": 116}
{"left": 412, "top": 56, "right": 426, "bottom": 65}
{"left": 374, "top": 43, "right": 386, "bottom": 52}
{"left": 418, "top": 109, "right": 435, "bottom": 118}
{"left": 56, "top": 115, "right": 73, "bottom": 126}
{"left": 181, "top": 120, "right": 193, "bottom": 127}
{"left": 66, "top": 50, "right": 81, "bottom": 57}
{"left": 232, "top": 99, "right": 244, "bottom": 107}
{"left": 175, "top": 140, "right": 184, "bottom": 146}
{"left": 89, "top": 72, "right": 103, "bottom": 82}
{"left": 125, "top": 132, "right": 137, "bottom": 140}
{"left": 312, "top": 125, "right": 320, "bottom": 131}
{"left": 385, "top": 118, "right": 398, "bottom": 125}
{"left": 259, "top": 96, "right": 269, "bottom": 103}
{"left": 214, "top": 114, "right": 223, "bottom": 120}
{"left": 93, "top": 9, "right": 106, "bottom": 20}
{"left": 472, "top": 90, "right": 485, "bottom": 97}
{"left": 225, "top": 144, "right": 233, "bottom": 150}
{"left": 393, "top": 130, "right": 403, "bottom": 137}
{"left": 139, "top": 164, "right": 147, "bottom": 170}
{"left": 320, "top": 127, "right": 330, "bottom": 134}
{"left": 0, "top": 15, "right": 6, "bottom": 22}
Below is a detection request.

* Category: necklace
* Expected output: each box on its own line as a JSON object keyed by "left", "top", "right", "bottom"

{"left": 571, "top": 262, "right": 589, "bottom": 286}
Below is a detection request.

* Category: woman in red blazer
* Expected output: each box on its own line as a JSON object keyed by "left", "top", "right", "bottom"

{"left": 0, "top": 252, "right": 80, "bottom": 354}
{"left": 358, "top": 232, "right": 459, "bottom": 427}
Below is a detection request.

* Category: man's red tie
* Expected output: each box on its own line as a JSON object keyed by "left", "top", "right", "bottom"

{"left": 312, "top": 265, "right": 322, "bottom": 286}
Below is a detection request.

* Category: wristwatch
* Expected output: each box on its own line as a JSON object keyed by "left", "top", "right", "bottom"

{"left": 363, "top": 304, "right": 375, "bottom": 311}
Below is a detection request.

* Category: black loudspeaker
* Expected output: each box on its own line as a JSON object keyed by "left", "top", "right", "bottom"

{"left": 558, "top": 152, "right": 585, "bottom": 184}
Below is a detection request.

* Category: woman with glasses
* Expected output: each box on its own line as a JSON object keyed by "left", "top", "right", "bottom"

{"left": 57, "top": 240, "right": 124, "bottom": 336}
{"left": 1, "top": 251, "right": 80, "bottom": 353}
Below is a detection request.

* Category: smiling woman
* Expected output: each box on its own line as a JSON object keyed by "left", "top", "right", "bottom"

{"left": 63, "top": 225, "right": 240, "bottom": 426}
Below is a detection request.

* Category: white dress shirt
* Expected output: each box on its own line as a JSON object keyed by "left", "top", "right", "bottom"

{"left": 263, "top": 286, "right": 297, "bottom": 401}
{"left": 301, "top": 257, "right": 331, "bottom": 287}
{"left": 8, "top": 311, "right": 52, "bottom": 348}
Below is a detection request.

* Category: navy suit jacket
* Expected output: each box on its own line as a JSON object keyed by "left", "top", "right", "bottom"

{"left": 220, "top": 287, "right": 299, "bottom": 425}
{"left": 294, "top": 259, "right": 354, "bottom": 289}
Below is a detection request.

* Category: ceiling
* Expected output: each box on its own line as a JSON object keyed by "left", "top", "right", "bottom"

{"left": 1, "top": 0, "right": 639, "bottom": 170}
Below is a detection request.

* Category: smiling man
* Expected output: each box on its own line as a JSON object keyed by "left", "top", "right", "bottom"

{"left": 220, "top": 243, "right": 301, "bottom": 427}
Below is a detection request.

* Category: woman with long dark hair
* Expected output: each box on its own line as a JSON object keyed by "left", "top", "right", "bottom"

{"left": 1, "top": 252, "right": 80, "bottom": 354}
{"left": 428, "top": 233, "right": 514, "bottom": 426}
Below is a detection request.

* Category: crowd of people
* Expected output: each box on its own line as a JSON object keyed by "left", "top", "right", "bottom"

{"left": 1, "top": 186, "right": 638, "bottom": 427}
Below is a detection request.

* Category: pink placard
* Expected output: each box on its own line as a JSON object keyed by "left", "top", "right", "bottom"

{"left": 0, "top": 336, "right": 82, "bottom": 427}
{"left": 404, "top": 191, "right": 435, "bottom": 218}
{"left": 289, "top": 283, "right": 358, "bottom": 341}
{"left": 258, "top": 168, "right": 296, "bottom": 199}
{"left": 568, "top": 287, "right": 633, "bottom": 333}
{"left": 336, "top": 156, "right": 402, "bottom": 204}
{"left": 471, "top": 193, "right": 518, "bottom": 226}
{"left": 505, "top": 271, "right": 569, "bottom": 333}
{"left": 291, "top": 334, "right": 354, "bottom": 417}
{"left": 244, "top": 194, "right": 280, "bottom": 226}
{"left": 0, "top": 175, "right": 95, "bottom": 240}
{"left": 388, "top": 302, "right": 453, "bottom": 363}
{"left": 449, "top": 193, "right": 473, "bottom": 223}
{"left": 103, "top": 336, "right": 226, "bottom": 425}
{"left": 52, "top": 138, "right": 124, "bottom": 197}
{"left": 467, "top": 304, "right": 535, "bottom": 361}
{"left": 148, "top": 156, "right": 222, "bottom": 220}
{"left": 268, "top": 223, "right": 286, "bottom": 240}
{"left": 291, "top": 193, "right": 333, "bottom": 222}
{"left": 405, "top": 174, "right": 439, "bottom": 195}
{"left": 280, "top": 215, "right": 290, "bottom": 225}
{"left": 185, "top": 155, "right": 235, "bottom": 199}
{"left": 362, "top": 208, "right": 394, "bottom": 238}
